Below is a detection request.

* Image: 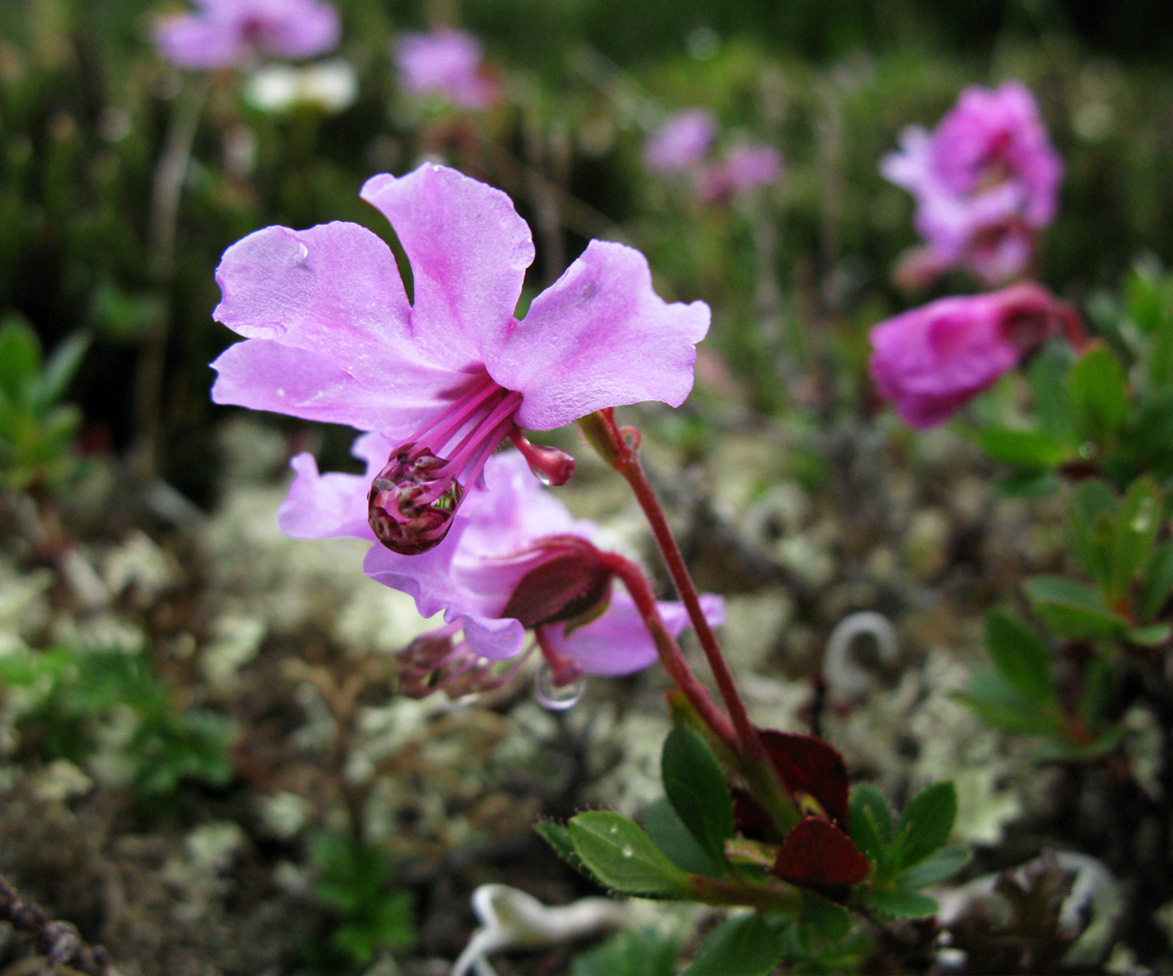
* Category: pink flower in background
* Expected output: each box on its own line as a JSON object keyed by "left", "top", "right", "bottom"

{"left": 280, "top": 446, "right": 724, "bottom": 691}
{"left": 211, "top": 163, "right": 709, "bottom": 554}
{"left": 698, "top": 143, "right": 783, "bottom": 202}
{"left": 882, "top": 82, "right": 1063, "bottom": 286}
{"left": 869, "top": 283, "right": 1076, "bottom": 428}
{"left": 644, "top": 109, "right": 717, "bottom": 174}
{"left": 394, "top": 29, "right": 500, "bottom": 110}
{"left": 155, "top": 0, "right": 340, "bottom": 69}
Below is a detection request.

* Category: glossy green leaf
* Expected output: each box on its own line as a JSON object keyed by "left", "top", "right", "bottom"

{"left": 643, "top": 797, "right": 726, "bottom": 878}
{"left": 1023, "top": 576, "right": 1129, "bottom": 640}
{"left": 860, "top": 888, "right": 939, "bottom": 918}
{"left": 977, "top": 427, "right": 1071, "bottom": 470}
{"left": 1138, "top": 542, "right": 1173, "bottom": 621}
{"left": 535, "top": 820, "right": 592, "bottom": 879}
{"left": 1069, "top": 343, "right": 1128, "bottom": 444}
{"left": 896, "top": 845, "right": 970, "bottom": 889}
{"left": 567, "top": 811, "right": 692, "bottom": 898}
{"left": 661, "top": 724, "right": 734, "bottom": 863}
{"left": 983, "top": 610, "right": 1054, "bottom": 706}
{"left": 847, "top": 784, "right": 892, "bottom": 865}
{"left": 888, "top": 782, "right": 956, "bottom": 871}
{"left": 682, "top": 914, "right": 784, "bottom": 976}
{"left": 1108, "top": 478, "right": 1163, "bottom": 601}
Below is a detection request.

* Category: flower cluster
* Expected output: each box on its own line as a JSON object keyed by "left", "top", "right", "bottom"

{"left": 211, "top": 162, "right": 714, "bottom": 693}
{"left": 881, "top": 82, "right": 1062, "bottom": 287}
{"left": 155, "top": 0, "right": 341, "bottom": 70}
{"left": 644, "top": 108, "right": 782, "bottom": 203}
{"left": 394, "top": 29, "right": 500, "bottom": 111}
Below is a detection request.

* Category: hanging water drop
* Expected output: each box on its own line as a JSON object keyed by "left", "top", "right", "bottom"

{"left": 620, "top": 844, "right": 634, "bottom": 858}
{"left": 533, "top": 661, "right": 585, "bottom": 711}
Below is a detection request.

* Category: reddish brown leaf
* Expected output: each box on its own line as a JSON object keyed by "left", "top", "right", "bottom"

{"left": 772, "top": 816, "right": 871, "bottom": 888}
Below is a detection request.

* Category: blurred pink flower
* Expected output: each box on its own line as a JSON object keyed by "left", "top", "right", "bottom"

{"left": 155, "top": 0, "right": 340, "bottom": 69}
{"left": 644, "top": 109, "right": 717, "bottom": 174}
{"left": 882, "top": 82, "right": 1063, "bottom": 286}
{"left": 394, "top": 29, "right": 500, "bottom": 110}
{"left": 210, "top": 163, "right": 709, "bottom": 553}
{"left": 698, "top": 143, "right": 783, "bottom": 202}
{"left": 280, "top": 445, "right": 724, "bottom": 687}
{"left": 869, "top": 283, "right": 1073, "bottom": 428}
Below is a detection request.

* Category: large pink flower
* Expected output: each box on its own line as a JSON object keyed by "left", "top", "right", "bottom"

{"left": 869, "top": 284, "right": 1073, "bottom": 428}
{"left": 155, "top": 0, "right": 340, "bottom": 69}
{"left": 280, "top": 445, "right": 724, "bottom": 685}
{"left": 211, "top": 163, "right": 709, "bottom": 553}
{"left": 394, "top": 29, "right": 500, "bottom": 110}
{"left": 881, "top": 82, "right": 1062, "bottom": 286}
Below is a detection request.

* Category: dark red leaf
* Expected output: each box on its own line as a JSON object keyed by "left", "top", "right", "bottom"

{"left": 501, "top": 536, "right": 612, "bottom": 628}
{"left": 772, "top": 816, "right": 870, "bottom": 888}
{"left": 758, "top": 729, "right": 850, "bottom": 826}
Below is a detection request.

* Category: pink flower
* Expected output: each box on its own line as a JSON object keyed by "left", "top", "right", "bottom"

{"left": 394, "top": 29, "right": 500, "bottom": 110}
{"left": 155, "top": 0, "right": 340, "bottom": 70}
{"left": 643, "top": 109, "right": 717, "bottom": 174}
{"left": 881, "top": 82, "right": 1062, "bottom": 286}
{"left": 697, "top": 143, "right": 783, "bottom": 202}
{"left": 280, "top": 445, "right": 724, "bottom": 688}
{"left": 211, "top": 163, "right": 709, "bottom": 553}
{"left": 869, "top": 283, "right": 1073, "bottom": 428}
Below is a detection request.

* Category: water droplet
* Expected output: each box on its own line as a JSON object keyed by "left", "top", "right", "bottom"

{"left": 534, "top": 662, "right": 584, "bottom": 711}
{"left": 620, "top": 844, "right": 634, "bottom": 858}
{"left": 609, "top": 825, "right": 620, "bottom": 836}
{"left": 1078, "top": 441, "right": 1098, "bottom": 460}
{"left": 1131, "top": 497, "right": 1156, "bottom": 534}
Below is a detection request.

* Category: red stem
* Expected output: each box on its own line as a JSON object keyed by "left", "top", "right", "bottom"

{"left": 599, "top": 551, "right": 738, "bottom": 753}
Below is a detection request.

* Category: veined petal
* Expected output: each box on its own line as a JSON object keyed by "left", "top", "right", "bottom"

{"left": 488, "top": 241, "right": 710, "bottom": 431}
{"left": 210, "top": 338, "right": 467, "bottom": 439}
{"left": 548, "top": 591, "right": 725, "bottom": 677}
{"left": 360, "top": 164, "right": 534, "bottom": 370}
{"left": 214, "top": 222, "right": 412, "bottom": 380}
{"left": 277, "top": 432, "right": 392, "bottom": 540}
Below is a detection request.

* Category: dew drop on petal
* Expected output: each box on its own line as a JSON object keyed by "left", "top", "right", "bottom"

{"left": 533, "top": 661, "right": 584, "bottom": 711}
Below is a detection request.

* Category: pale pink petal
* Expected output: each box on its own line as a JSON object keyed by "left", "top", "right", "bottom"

{"left": 213, "top": 222, "right": 412, "bottom": 377}
{"left": 277, "top": 432, "right": 392, "bottom": 539}
{"left": 155, "top": 15, "right": 245, "bottom": 68}
{"left": 487, "top": 240, "right": 710, "bottom": 430}
{"left": 360, "top": 165, "right": 534, "bottom": 371}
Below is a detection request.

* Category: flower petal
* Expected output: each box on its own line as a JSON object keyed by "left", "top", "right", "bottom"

{"left": 214, "top": 222, "right": 413, "bottom": 377}
{"left": 487, "top": 241, "right": 710, "bottom": 430}
{"left": 361, "top": 165, "right": 535, "bottom": 371}
{"left": 210, "top": 338, "right": 464, "bottom": 438}
{"left": 277, "top": 432, "right": 392, "bottom": 540}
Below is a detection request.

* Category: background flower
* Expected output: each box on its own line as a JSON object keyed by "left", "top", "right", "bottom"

{"left": 394, "top": 29, "right": 501, "bottom": 110}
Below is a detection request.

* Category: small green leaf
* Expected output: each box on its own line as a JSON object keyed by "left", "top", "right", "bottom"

{"left": 662, "top": 725, "right": 734, "bottom": 863}
{"left": 954, "top": 668, "right": 1063, "bottom": 737}
{"left": 682, "top": 914, "right": 784, "bottom": 976}
{"left": 1023, "top": 576, "right": 1129, "bottom": 640}
{"left": 860, "top": 888, "right": 939, "bottom": 918}
{"left": 1109, "top": 478, "right": 1163, "bottom": 601}
{"left": 31, "top": 331, "right": 89, "bottom": 412}
{"left": 0, "top": 316, "right": 42, "bottom": 402}
{"left": 1029, "top": 343, "right": 1075, "bottom": 440}
{"left": 983, "top": 610, "right": 1054, "bottom": 706}
{"left": 889, "top": 782, "right": 956, "bottom": 870}
{"left": 977, "top": 427, "right": 1070, "bottom": 470}
{"left": 643, "top": 797, "right": 726, "bottom": 878}
{"left": 896, "top": 845, "right": 970, "bottom": 889}
{"left": 847, "top": 784, "right": 893, "bottom": 865}
{"left": 1069, "top": 343, "right": 1128, "bottom": 444}
{"left": 567, "top": 812, "right": 692, "bottom": 898}
{"left": 1138, "top": 542, "right": 1173, "bottom": 621}
{"left": 535, "top": 820, "right": 592, "bottom": 879}
{"left": 569, "top": 927, "right": 679, "bottom": 976}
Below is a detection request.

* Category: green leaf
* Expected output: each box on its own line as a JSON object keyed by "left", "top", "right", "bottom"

{"left": 1108, "top": 478, "right": 1163, "bottom": 601}
{"left": 1023, "top": 576, "right": 1129, "bottom": 640}
{"left": 569, "top": 927, "right": 679, "bottom": 976}
{"left": 1029, "top": 343, "right": 1075, "bottom": 440}
{"left": 0, "top": 316, "right": 42, "bottom": 403}
{"left": 682, "top": 914, "right": 784, "bottom": 976}
{"left": 977, "top": 427, "right": 1071, "bottom": 470}
{"left": 847, "top": 784, "right": 892, "bottom": 865}
{"left": 534, "top": 820, "right": 593, "bottom": 880}
{"left": 643, "top": 797, "right": 727, "bottom": 878}
{"left": 983, "top": 610, "right": 1054, "bottom": 706}
{"left": 896, "top": 845, "right": 970, "bottom": 889}
{"left": 860, "top": 888, "right": 939, "bottom": 918}
{"left": 954, "top": 668, "right": 1062, "bottom": 737}
{"left": 31, "top": 332, "right": 89, "bottom": 412}
{"left": 801, "top": 891, "right": 852, "bottom": 942}
{"left": 1069, "top": 343, "right": 1129, "bottom": 444}
{"left": 661, "top": 725, "right": 734, "bottom": 863}
{"left": 888, "top": 782, "right": 956, "bottom": 871}
{"left": 1138, "top": 542, "right": 1173, "bottom": 621}
{"left": 567, "top": 812, "right": 693, "bottom": 898}
{"left": 1067, "top": 480, "right": 1118, "bottom": 589}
